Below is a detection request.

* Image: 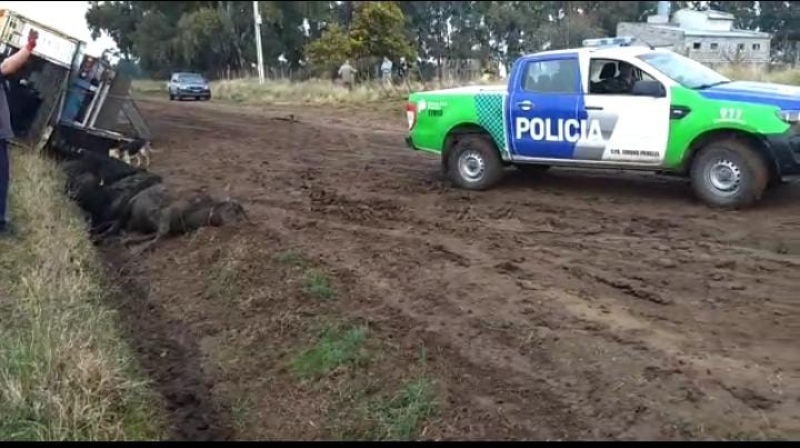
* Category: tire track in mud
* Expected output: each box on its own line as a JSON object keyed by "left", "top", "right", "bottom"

{"left": 273, "top": 208, "right": 799, "bottom": 438}
{"left": 103, "top": 252, "right": 234, "bottom": 441}
{"left": 242, "top": 177, "right": 800, "bottom": 438}
{"left": 129, "top": 97, "right": 800, "bottom": 439}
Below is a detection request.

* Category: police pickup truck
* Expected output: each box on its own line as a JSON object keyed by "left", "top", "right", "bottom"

{"left": 405, "top": 36, "right": 800, "bottom": 209}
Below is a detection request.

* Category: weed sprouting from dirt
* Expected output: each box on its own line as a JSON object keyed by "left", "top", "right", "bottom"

{"left": 273, "top": 249, "right": 304, "bottom": 266}
{"left": 272, "top": 249, "right": 335, "bottom": 300}
{"left": 354, "top": 346, "right": 437, "bottom": 440}
{"left": 328, "top": 365, "right": 438, "bottom": 440}
{"left": 230, "top": 396, "right": 252, "bottom": 432}
{"left": 208, "top": 265, "right": 241, "bottom": 300}
{"left": 271, "top": 248, "right": 438, "bottom": 440}
{"left": 304, "top": 270, "right": 336, "bottom": 301}
{"left": 290, "top": 324, "right": 368, "bottom": 380}
{"left": 0, "top": 149, "right": 165, "bottom": 440}
{"left": 367, "top": 376, "right": 438, "bottom": 440}
{"left": 206, "top": 244, "right": 251, "bottom": 300}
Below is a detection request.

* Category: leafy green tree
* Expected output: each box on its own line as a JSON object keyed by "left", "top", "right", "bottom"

{"left": 130, "top": 10, "right": 176, "bottom": 78}
{"left": 447, "top": 1, "right": 491, "bottom": 61}
{"left": 174, "top": 8, "right": 238, "bottom": 76}
{"left": 83, "top": 0, "right": 800, "bottom": 79}
{"left": 303, "top": 23, "right": 353, "bottom": 76}
{"left": 574, "top": 1, "right": 658, "bottom": 37}
{"left": 85, "top": 1, "right": 143, "bottom": 58}
{"left": 304, "top": 2, "right": 416, "bottom": 78}
{"left": 483, "top": 1, "right": 553, "bottom": 62}
{"left": 349, "top": 2, "right": 416, "bottom": 62}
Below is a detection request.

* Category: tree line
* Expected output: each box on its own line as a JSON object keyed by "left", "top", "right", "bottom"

{"left": 85, "top": 1, "right": 800, "bottom": 81}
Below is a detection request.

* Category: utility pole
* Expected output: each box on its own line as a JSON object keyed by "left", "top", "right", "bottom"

{"left": 253, "top": 0, "right": 265, "bottom": 85}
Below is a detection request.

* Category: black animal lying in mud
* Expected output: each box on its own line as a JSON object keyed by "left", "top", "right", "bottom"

{"left": 60, "top": 146, "right": 247, "bottom": 251}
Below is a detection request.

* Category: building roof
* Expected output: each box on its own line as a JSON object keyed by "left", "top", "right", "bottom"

{"left": 623, "top": 23, "right": 770, "bottom": 39}
{"left": 528, "top": 46, "right": 663, "bottom": 60}
{"left": 682, "top": 28, "right": 770, "bottom": 39}
{"left": 696, "top": 9, "right": 735, "bottom": 21}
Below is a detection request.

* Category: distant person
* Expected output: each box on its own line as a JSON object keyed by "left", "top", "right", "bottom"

{"left": 1, "top": 28, "right": 38, "bottom": 237}
{"left": 380, "top": 56, "right": 393, "bottom": 87}
{"left": 397, "top": 57, "right": 409, "bottom": 81}
{"left": 338, "top": 60, "right": 357, "bottom": 91}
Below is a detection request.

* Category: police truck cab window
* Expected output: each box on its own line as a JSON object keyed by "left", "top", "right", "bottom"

{"left": 637, "top": 51, "right": 730, "bottom": 90}
{"left": 523, "top": 59, "right": 579, "bottom": 94}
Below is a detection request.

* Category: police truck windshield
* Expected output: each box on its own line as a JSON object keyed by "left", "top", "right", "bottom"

{"left": 637, "top": 51, "right": 730, "bottom": 90}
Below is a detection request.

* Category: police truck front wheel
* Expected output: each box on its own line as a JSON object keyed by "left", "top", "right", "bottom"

{"left": 690, "top": 139, "right": 769, "bottom": 209}
{"left": 446, "top": 134, "right": 504, "bottom": 191}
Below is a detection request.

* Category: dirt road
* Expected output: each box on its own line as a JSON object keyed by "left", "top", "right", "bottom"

{"left": 108, "top": 96, "right": 800, "bottom": 440}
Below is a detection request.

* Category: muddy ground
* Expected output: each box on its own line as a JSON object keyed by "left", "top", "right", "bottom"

{"left": 104, "top": 97, "right": 800, "bottom": 440}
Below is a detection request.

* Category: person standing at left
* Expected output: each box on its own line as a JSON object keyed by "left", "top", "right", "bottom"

{"left": 0, "top": 28, "right": 38, "bottom": 237}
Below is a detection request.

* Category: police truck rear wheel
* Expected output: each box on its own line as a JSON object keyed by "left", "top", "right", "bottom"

{"left": 690, "top": 139, "right": 769, "bottom": 209}
{"left": 447, "top": 134, "right": 504, "bottom": 191}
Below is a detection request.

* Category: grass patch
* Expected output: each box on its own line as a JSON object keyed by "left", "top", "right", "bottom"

{"left": 717, "top": 63, "right": 800, "bottom": 85}
{"left": 366, "top": 376, "right": 437, "bottom": 440}
{"left": 274, "top": 248, "right": 335, "bottom": 300}
{"left": 132, "top": 64, "right": 800, "bottom": 108}
{"left": 229, "top": 396, "right": 252, "bottom": 433}
{"left": 307, "top": 333, "right": 437, "bottom": 441}
{"left": 0, "top": 148, "right": 166, "bottom": 440}
{"left": 207, "top": 244, "right": 439, "bottom": 440}
{"left": 273, "top": 249, "right": 305, "bottom": 266}
{"left": 290, "top": 324, "right": 368, "bottom": 380}
{"left": 132, "top": 76, "right": 496, "bottom": 106}
{"left": 304, "top": 269, "right": 335, "bottom": 301}
{"left": 206, "top": 245, "right": 248, "bottom": 300}
{"left": 329, "top": 371, "right": 438, "bottom": 441}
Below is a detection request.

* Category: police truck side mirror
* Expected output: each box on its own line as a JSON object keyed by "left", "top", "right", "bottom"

{"left": 632, "top": 79, "right": 665, "bottom": 98}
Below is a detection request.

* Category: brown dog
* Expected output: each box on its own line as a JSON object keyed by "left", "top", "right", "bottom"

{"left": 109, "top": 138, "right": 153, "bottom": 168}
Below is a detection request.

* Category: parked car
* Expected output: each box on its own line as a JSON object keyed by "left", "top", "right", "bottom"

{"left": 167, "top": 72, "right": 211, "bottom": 101}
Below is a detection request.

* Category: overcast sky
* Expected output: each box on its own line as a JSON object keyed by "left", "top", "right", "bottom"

{"left": 0, "top": 1, "right": 118, "bottom": 56}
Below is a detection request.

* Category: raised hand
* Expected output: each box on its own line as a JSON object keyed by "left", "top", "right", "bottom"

{"left": 26, "top": 29, "right": 38, "bottom": 52}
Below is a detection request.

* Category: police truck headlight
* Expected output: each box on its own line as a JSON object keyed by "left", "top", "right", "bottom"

{"left": 776, "top": 110, "right": 800, "bottom": 124}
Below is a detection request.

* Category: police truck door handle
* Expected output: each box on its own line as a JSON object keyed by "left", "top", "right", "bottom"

{"left": 586, "top": 105, "right": 604, "bottom": 110}
{"left": 517, "top": 100, "right": 534, "bottom": 110}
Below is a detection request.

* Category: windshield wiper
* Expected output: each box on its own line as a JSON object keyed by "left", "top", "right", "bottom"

{"left": 693, "top": 80, "right": 731, "bottom": 90}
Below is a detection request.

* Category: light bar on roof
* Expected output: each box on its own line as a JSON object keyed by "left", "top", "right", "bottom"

{"left": 582, "top": 36, "right": 636, "bottom": 48}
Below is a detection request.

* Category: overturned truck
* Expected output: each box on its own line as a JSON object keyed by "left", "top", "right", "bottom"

{"left": 2, "top": 9, "right": 246, "bottom": 246}
{"left": 0, "top": 8, "right": 150, "bottom": 154}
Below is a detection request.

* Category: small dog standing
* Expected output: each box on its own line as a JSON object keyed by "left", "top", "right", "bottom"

{"left": 109, "top": 138, "right": 153, "bottom": 168}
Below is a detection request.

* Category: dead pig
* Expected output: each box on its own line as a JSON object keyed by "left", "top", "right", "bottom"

{"left": 123, "top": 187, "right": 248, "bottom": 253}
{"left": 168, "top": 194, "right": 248, "bottom": 234}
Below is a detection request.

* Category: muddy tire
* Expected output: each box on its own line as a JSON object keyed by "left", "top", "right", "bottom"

{"left": 690, "top": 139, "right": 769, "bottom": 209}
{"left": 446, "top": 134, "right": 504, "bottom": 191}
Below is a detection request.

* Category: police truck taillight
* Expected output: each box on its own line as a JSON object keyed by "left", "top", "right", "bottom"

{"left": 406, "top": 102, "right": 417, "bottom": 130}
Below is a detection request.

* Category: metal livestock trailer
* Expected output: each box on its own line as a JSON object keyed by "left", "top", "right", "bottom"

{"left": 0, "top": 8, "right": 150, "bottom": 155}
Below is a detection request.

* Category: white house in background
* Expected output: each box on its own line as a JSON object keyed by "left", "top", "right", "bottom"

{"left": 617, "top": 1, "right": 771, "bottom": 67}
